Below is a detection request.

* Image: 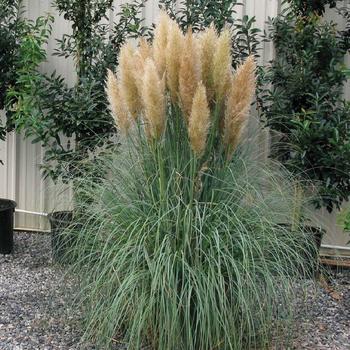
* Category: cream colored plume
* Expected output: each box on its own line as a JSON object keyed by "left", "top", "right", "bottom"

{"left": 179, "top": 28, "right": 201, "bottom": 119}
{"left": 119, "top": 43, "right": 142, "bottom": 119}
{"left": 139, "top": 37, "right": 152, "bottom": 61}
{"left": 223, "top": 56, "right": 256, "bottom": 154}
{"left": 199, "top": 24, "right": 217, "bottom": 103}
{"left": 212, "top": 29, "right": 232, "bottom": 102}
{"left": 188, "top": 82, "right": 210, "bottom": 156}
{"left": 106, "top": 69, "right": 131, "bottom": 135}
{"left": 166, "top": 21, "right": 184, "bottom": 103}
{"left": 153, "top": 11, "right": 171, "bottom": 77}
{"left": 141, "top": 59, "right": 166, "bottom": 140}
{"left": 133, "top": 38, "right": 152, "bottom": 94}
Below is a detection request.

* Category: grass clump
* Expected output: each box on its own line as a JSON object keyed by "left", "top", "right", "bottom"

{"left": 69, "top": 13, "right": 316, "bottom": 350}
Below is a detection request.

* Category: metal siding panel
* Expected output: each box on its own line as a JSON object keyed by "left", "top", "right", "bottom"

{"left": 235, "top": 0, "right": 244, "bottom": 20}
{"left": 144, "top": 0, "right": 160, "bottom": 26}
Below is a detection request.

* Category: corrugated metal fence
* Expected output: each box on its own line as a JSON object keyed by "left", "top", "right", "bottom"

{"left": 0, "top": 0, "right": 349, "bottom": 255}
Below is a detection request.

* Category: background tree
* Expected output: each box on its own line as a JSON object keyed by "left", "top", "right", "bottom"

{"left": 0, "top": 0, "right": 23, "bottom": 150}
{"left": 287, "top": 0, "right": 337, "bottom": 15}
{"left": 7, "top": 0, "right": 147, "bottom": 182}
{"left": 258, "top": 0, "right": 350, "bottom": 212}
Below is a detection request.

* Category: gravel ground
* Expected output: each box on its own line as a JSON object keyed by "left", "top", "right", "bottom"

{"left": 290, "top": 270, "right": 350, "bottom": 350}
{"left": 0, "top": 232, "right": 349, "bottom": 350}
{"left": 0, "top": 232, "right": 95, "bottom": 350}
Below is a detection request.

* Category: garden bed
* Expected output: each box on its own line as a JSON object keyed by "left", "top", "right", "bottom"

{"left": 0, "top": 232, "right": 349, "bottom": 349}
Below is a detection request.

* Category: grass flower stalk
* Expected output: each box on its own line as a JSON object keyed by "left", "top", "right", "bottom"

{"left": 141, "top": 59, "right": 166, "bottom": 140}
{"left": 224, "top": 56, "right": 256, "bottom": 156}
{"left": 199, "top": 24, "right": 217, "bottom": 103}
{"left": 178, "top": 28, "right": 201, "bottom": 119}
{"left": 166, "top": 21, "right": 184, "bottom": 103}
{"left": 188, "top": 81, "right": 210, "bottom": 156}
{"left": 105, "top": 69, "right": 130, "bottom": 134}
{"left": 153, "top": 11, "right": 170, "bottom": 77}
{"left": 212, "top": 28, "right": 232, "bottom": 102}
{"left": 119, "top": 43, "right": 142, "bottom": 119}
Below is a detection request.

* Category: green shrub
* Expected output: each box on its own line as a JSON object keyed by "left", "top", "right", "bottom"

{"left": 0, "top": 0, "right": 22, "bottom": 111}
{"left": 68, "top": 15, "right": 315, "bottom": 350}
{"left": 7, "top": 0, "right": 147, "bottom": 182}
{"left": 337, "top": 208, "right": 350, "bottom": 233}
{"left": 0, "top": 0, "right": 23, "bottom": 144}
{"left": 258, "top": 0, "right": 350, "bottom": 212}
{"left": 287, "top": 0, "right": 337, "bottom": 15}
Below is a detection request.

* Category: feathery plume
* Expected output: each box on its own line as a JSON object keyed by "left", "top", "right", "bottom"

{"left": 119, "top": 43, "right": 142, "bottom": 119}
{"left": 179, "top": 28, "right": 201, "bottom": 119}
{"left": 166, "top": 21, "right": 184, "bottom": 103}
{"left": 223, "top": 56, "right": 256, "bottom": 155}
{"left": 153, "top": 11, "right": 171, "bottom": 77}
{"left": 106, "top": 69, "right": 131, "bottom": 135}
{"left": 139, "top": 37, "right": 152, "bottom": 61}
{"left": 141, "top": 59, "right": 166, "bottom": 140}
{"left": 133, "top": 38, "right": 152, "bottom": 94}
{"left": 188, "top": 82, "right": 210, "bottom": 156}
{"left": 199, "top": 24, "right": 217, "bottom": 103}
{"left": 212, "top": 29, "right": 232, "bottom": 102}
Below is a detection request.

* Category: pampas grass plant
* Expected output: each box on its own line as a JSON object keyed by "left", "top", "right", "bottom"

{"left": 68, "top": 12, "right": 316, "bottom": 350}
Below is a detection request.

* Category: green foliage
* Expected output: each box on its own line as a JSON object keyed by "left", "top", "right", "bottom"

{"left": 258, "top": 2, "right": 350, "bottom": 212}
{"left": 67, "top": 132, "right": 315, "bottom": 349}
{"left": 7, "top": 0, "right": 147, "bottom": 182}
{"left": 160, "top": 0, "right": 237, "bottom": 30}
{"left": 0, "top": 0, "right": 23, "bottom": 142}
{"left": 159, "top": 0, "right": 262, "bottom": 65}
{"left": 287, "top": 0, "right": 337, "bottom": 16}
{"left": 337, "top": 207, "right": 350, "bottom": 235}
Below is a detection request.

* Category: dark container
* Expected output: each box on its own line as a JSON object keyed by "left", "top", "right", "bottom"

{"left": 48, "top": 211, "right": 73, "bottom": 262}
{"left": 303, "top": 225, "right": 325, "bottom": 276}
{"left": 0, "top": 199, "right": 17, "bottom": 254}
{"left": 303, "top": 225, "right": 324, "bottom": 253}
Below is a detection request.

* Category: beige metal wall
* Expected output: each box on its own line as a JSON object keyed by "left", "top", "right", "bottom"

{"left": 0, "top": 0, "right": 349, "bottom": 255}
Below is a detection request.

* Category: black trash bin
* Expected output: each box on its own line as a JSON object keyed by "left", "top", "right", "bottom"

{"left": 0, "top": 199, "right": 17, "bottom": 254}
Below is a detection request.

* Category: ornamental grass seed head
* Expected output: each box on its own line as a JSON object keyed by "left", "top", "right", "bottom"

{"left": 133, "top": 38, "right": 152, "bottom": 94}
{"left": 106, "top": 12, "right": 256, "bottom": 158}
{"left": 106, "top": 69, "right": 131, "bottom": 135}
{"left": 199, "top": 24, "right": 217, "bottom": 103}
{"left": 179, "top": 28, "right": 201, "bottom": 119}
{"left": 153, "top": 11, "right": 171, "bottom": 78}
{"left": 119, "top": 43, "right": 142, "bottom": 120}
{"left": 213, "top": 28, "right": 232, "bottom": 102}
{"left": 189, "top": 82, "right": 210, "bottom": 156}
{"left": 224, "top": 56, "right": 256, "bottom": 156}
{"left": 166, "top": 21, "right": 184, "bottom": 103}
{"left": 141, "top": 58, "right": 166, "bottom": 140}
{"left": 139, "top": 37, "right": 152, "bottom": 61}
